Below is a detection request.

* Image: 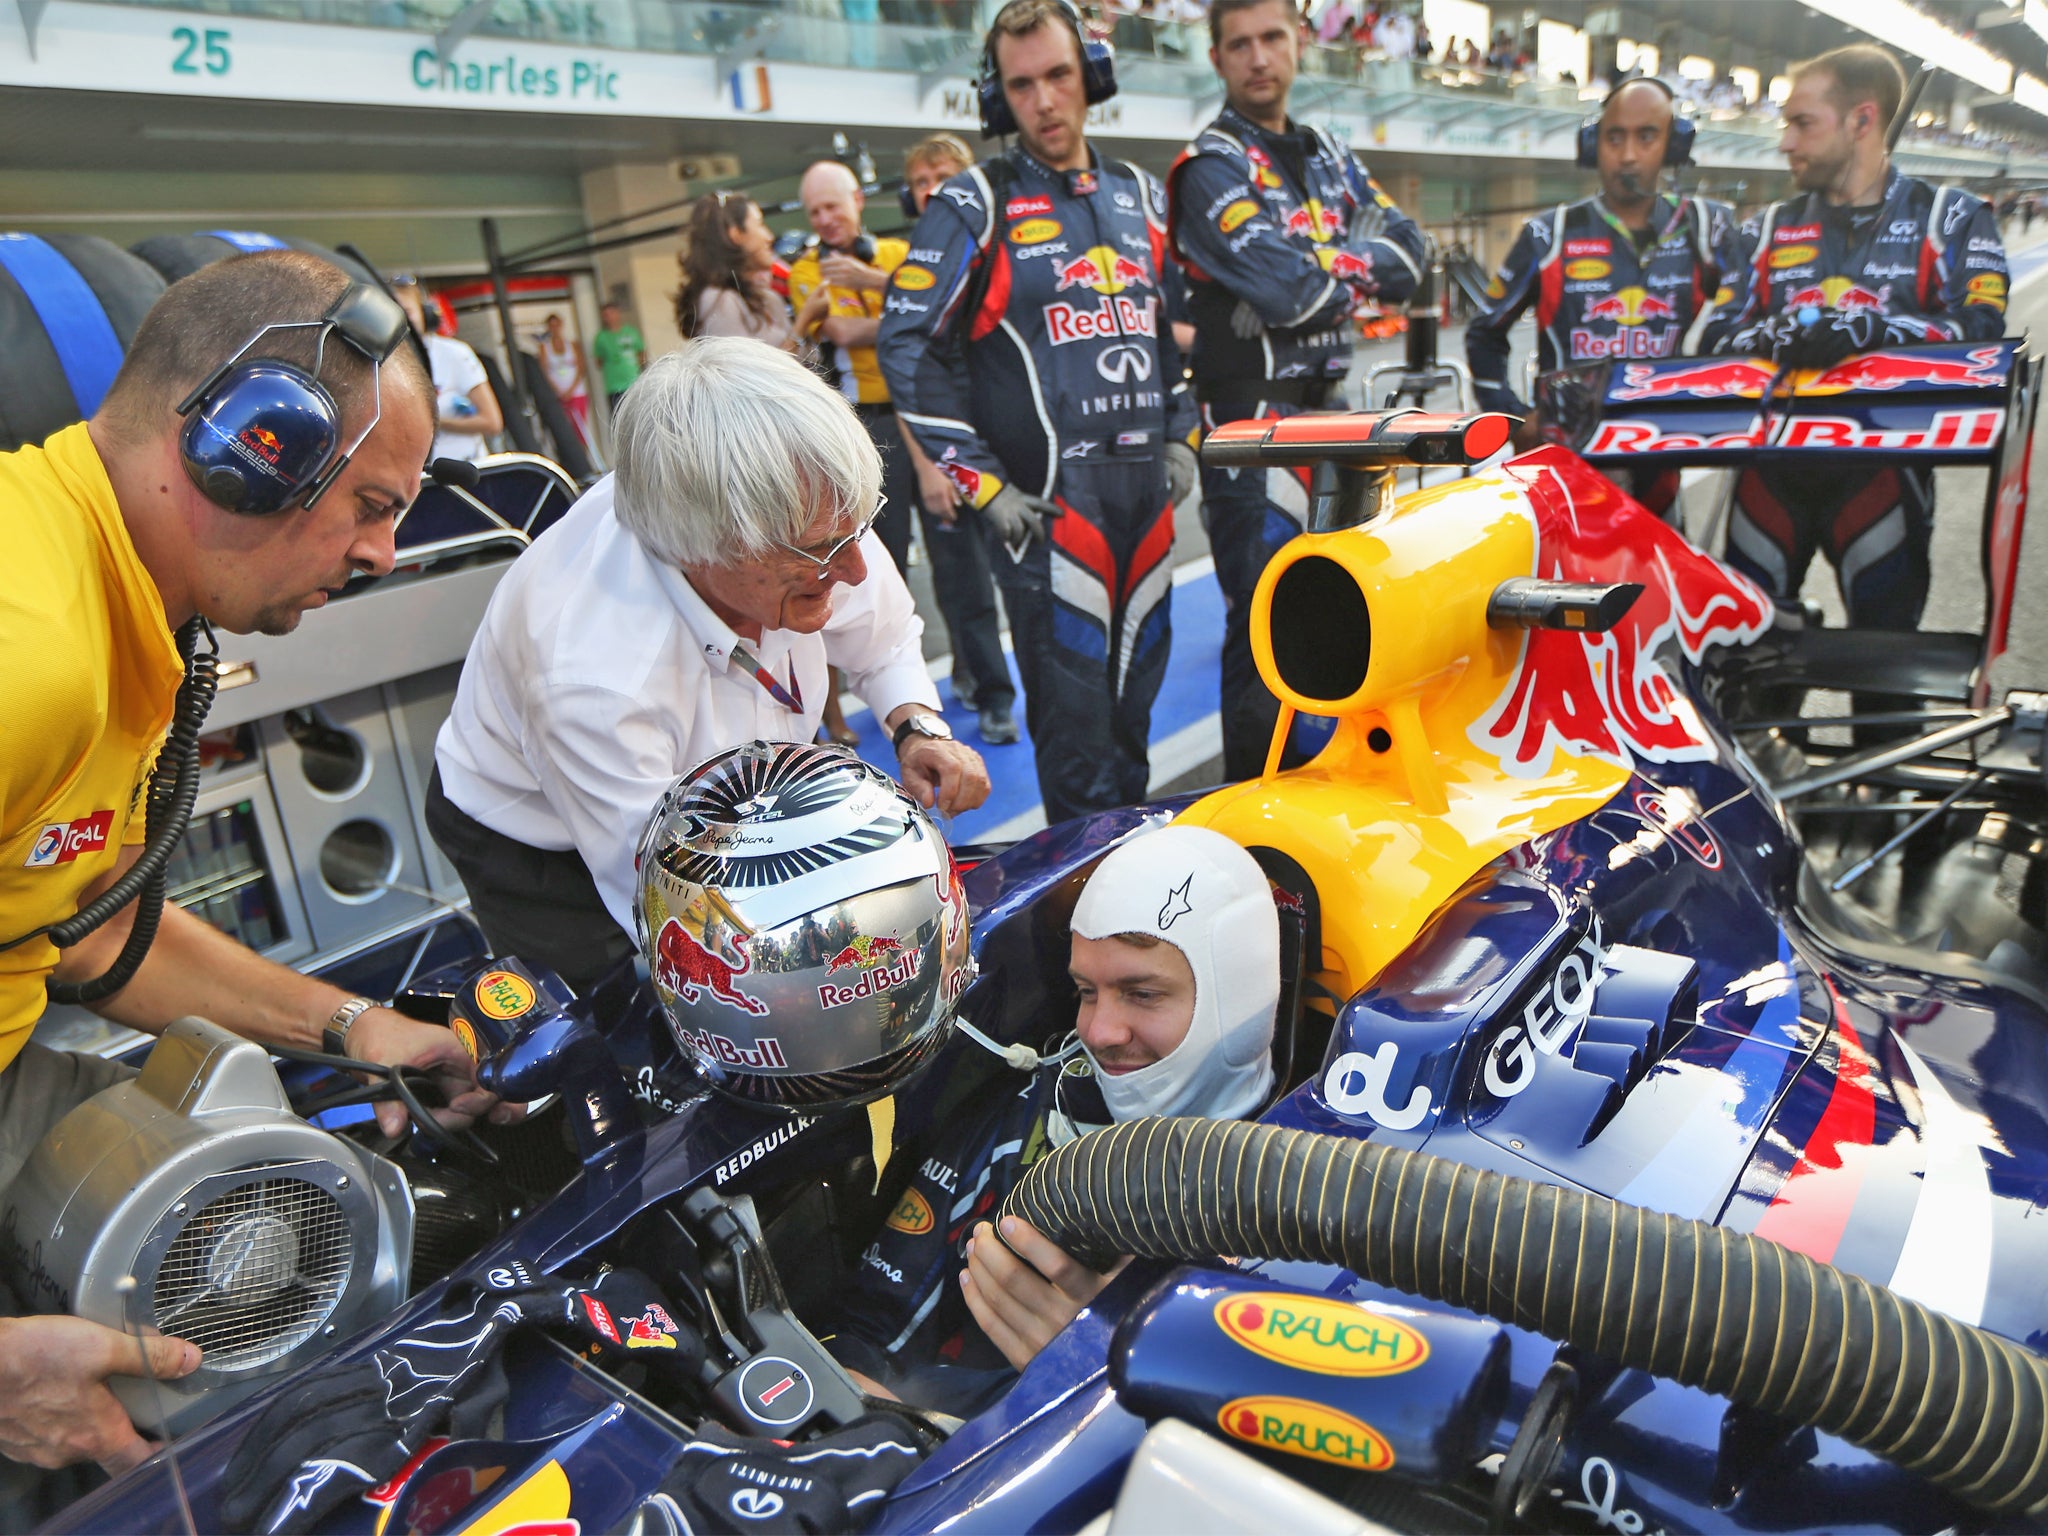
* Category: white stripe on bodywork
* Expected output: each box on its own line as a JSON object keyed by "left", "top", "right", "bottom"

{"left": 1886, "top": 1035, "right": 1994, "bottom": 1327}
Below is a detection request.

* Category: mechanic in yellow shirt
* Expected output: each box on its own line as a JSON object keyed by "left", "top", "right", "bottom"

{"left": 0, "top": 251, "right": 506, "bottom": 1494}
{"left": 789, "top": 159, "right": 916, "bottom": 575}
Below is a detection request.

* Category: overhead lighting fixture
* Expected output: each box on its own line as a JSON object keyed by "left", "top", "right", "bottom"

{"left": 2016, "top": 71, "right": 2048, "bottom": 117}
{"left": 1801, "top": 0, "right": 2013, "bottom": 95}
{"left": 2028, "top": 0, "right": 2048, "bottom": 45}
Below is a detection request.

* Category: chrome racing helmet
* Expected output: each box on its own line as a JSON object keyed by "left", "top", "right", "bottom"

{"left": 632, "top": 741, "right": 971, "bottom": 1109}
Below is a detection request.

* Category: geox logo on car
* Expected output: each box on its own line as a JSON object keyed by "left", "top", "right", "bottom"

{"left": 24, "top": 811, "right": 112, "bottom": 868}
{"left": 1484, "top": 919, "right": 1608, "bottom": 1098}
{"left": 1217, "top": 1396, "right": 1395, "bottom": 1471}
{"left": 1213, "top": 1293, "right": 1430, "bottom": 1376}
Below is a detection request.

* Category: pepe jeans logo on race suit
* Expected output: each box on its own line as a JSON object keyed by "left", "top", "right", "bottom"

{"left": 653, "top": 917, "right": 768, "bottom": 1016}
{"left": 24, "top": 810, "right": 112, "bottom": 868}
{"left": 1213, "top": 1294, "right": 1430, "bottom": 1376}
{"left": 1469, "top": 467, "right": 1773, "bottom": 777}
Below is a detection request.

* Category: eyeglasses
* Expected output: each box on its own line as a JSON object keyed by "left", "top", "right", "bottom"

{"left": 776, "top": 496, "right": 886, "bottom": 579}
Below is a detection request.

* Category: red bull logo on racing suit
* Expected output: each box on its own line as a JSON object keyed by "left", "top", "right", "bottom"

{"left": 1046, "top": 245, "right": 1158, "bottom": 345}
{"left": 1470, "top": 456, "right": 1773, "bottom": 776}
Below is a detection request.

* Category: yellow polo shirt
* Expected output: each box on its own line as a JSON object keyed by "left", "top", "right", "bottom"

{"left": 788, "top": 236, "right": 909, "bottom": 406}
{"left": 0, "top": 423, "right": 180, "bottom": 1068}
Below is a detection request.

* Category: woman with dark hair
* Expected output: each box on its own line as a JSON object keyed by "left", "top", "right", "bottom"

{"left": 675, "top": 191, "right": 819, "bottom": 349}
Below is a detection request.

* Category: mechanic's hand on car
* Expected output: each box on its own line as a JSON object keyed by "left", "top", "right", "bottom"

{"left": 1775, "top": 307, "right": 1878, "bottom": 370}
{"left": 346, "top": 1006, "right": 521, "bottom": 1138}
{"left": 984, "top": 484, "right": 1057, "bottom": 552}
{"left": 915, "top": 457, "right": 962, "bottom": 524}
{"left": 1163, "top": 440, "right": 1199, "bottom": 512}
{"left": 818, "top": 253, "right": 887, "bottom": 293}
{"left": 896, "top": 733, "right": 992, "bottom": 816}
{"left": 961, "top": 1215, "right": 1130, "bottom": 1372}
{"left": 0, "top": 1315, "right": 198, "bottom": 1474}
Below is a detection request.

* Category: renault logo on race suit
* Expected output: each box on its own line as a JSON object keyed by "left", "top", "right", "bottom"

{"left": 1052, "top": 245, "right": 1151, "bottom": 295}
{"left": 1470, "top": 466, "right": 1774, "bottom": 776}
{"left": 1097, "top": 343, "right": 1154, "bottom": 383}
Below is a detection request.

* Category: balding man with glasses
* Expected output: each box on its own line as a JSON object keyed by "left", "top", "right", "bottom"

{"left": 427, "top": 339, "right": 990, "bottom": 989}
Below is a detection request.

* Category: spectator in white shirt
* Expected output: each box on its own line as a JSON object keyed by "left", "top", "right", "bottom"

{"left": 427, "top": 338, "right": 992, "bottom": 987}
{"left": 390, "top": 273, "right": 503, "bottom": 464}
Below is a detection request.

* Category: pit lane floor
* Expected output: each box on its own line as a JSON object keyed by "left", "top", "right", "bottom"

{"left": 859, "top": 223, "right": 2048, "bottom": 844}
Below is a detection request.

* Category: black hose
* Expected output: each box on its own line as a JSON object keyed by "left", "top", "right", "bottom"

{"left": 46, "top": 618, "right": 218, "bottom": 1004}
{"left": 1002, "top": 1117, "right": 2048, "bottom": 1520}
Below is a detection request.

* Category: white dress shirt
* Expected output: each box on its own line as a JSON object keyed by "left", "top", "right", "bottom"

{"left": 434, "top": 474, "right": 938, "bottom": 932}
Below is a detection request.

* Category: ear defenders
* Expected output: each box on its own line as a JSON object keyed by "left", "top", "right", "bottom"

{"left": 977, "top": 0, "right": 1117, "bottom": 140}
{"left": 1577, "top": 76, "right": 1696, "bottom": 170}
{"left": 176, "top": 282, "right": 409, "bottom": 516}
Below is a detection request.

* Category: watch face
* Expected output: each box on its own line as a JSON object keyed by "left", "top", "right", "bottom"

{"left": 919, "top": 714, "right": 953, "bottom": 741}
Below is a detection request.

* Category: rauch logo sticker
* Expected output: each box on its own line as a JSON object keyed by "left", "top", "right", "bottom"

{"left": 1213, "top": 1293, "right": 1430, "bottom": 1376}
{"left": 1217, "top": 1395, "right": 1395, "bottom": 1471}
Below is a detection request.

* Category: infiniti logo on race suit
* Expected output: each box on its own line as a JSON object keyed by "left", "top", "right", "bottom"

{"left": 1097, "top": 343, "right": 1154, "bottom": 383}
{"left": 1469, "top": 461, "right": 1773, "bottom": 776}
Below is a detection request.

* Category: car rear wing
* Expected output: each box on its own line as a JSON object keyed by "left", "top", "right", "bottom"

{"left": 1542, "top": 339, "right": 2042, "bottom": 706}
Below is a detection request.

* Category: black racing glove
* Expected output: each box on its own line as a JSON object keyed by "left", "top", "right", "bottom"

{"left": 631, "top": 1413, "right": 933, "bottom": 1535}
{"left": 1774, "top": 307, "right": 1879, "bottom": 369}
{"left": 221, "top": 1262, "right": 698, "bottom": 1534}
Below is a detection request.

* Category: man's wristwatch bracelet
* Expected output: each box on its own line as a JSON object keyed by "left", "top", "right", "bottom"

{"left": 891, "top": 711, "right": 953, "bottom": 754}
{"left": 322, "top": 996, "right": 377, "bottom": 1058}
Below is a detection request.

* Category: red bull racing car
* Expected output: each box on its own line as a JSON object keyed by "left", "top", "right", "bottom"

{"left": 27, "top": 357, "right": 2048, "bottom": 1535}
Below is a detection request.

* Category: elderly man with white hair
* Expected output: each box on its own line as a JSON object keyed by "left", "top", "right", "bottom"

{"left": 426, "top": 338, "right": 991, "bottom": 989}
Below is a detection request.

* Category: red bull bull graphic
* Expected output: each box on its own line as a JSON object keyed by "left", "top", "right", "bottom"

{"left": 818, "top": 932, "right": 922, "bottom": 1008}
{"left": 1051, "top": 245, "right": 1153, "bottom": 296}
{"left": 1802, "top": 345, "right": 2008, "bottom": 393}
{"left": 1280, "top": 200, "right": 1343, "bottom": 242}
{"left": 653, "top": 917, "right": 768, "bottom": 1016}
{"left": 1612, "top": 359, "right": 1777, "bottom": 402}
{"left": 237, "top": 425, "right": 283, "bottom": 463}
{"left": 1470, "top": 458, "right": 1773, "bottom": 776}
{"left": 1322, "top": 249, "right": 1374, "bottom": 284}
{"left": 936, "top": 451, "right": 984, "bottom": 504}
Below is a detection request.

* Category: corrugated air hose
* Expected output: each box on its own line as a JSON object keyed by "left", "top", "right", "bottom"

{"left": 1001, "top": 1116, "right": 2048, "bottom": 1519}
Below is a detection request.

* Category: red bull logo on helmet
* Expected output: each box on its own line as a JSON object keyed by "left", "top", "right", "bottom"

{"left": 653, "top": 917, "right": 768, "bottom": 1016}
{"left": 818, "top": 938, "right": 922, "bottom": 1008}
{"left": 1470, "top": 459, "right": 1773, "bottom": 776}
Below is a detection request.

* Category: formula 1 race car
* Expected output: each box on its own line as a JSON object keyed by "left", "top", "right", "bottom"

{"left": 25, "top": 366, "right": 2048, "bottom": 1535}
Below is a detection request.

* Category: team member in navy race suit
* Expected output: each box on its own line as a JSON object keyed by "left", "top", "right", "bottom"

{"left": 1712, "top": 45, "right": 2009, "bottom": 628}
{"left": 1167, "top": 0, "right": 1425, "bottom": 782}
{"left": 1465, "top": 77, "right": 1745, "bottom": 525}
{"left": 878, "top": 0, "right": 1200, "bottom": 825}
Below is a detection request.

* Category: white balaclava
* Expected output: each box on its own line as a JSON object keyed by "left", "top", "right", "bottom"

{"left": 1068, "top": 825, "right": 1279, "bottom": 1124}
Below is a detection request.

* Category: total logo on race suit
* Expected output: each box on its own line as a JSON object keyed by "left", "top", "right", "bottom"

{"left": 23, "top": 810, "right": 113, "bottom": 868}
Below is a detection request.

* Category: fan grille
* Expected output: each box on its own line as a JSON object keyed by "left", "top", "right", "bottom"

{"left": 150, "top": 1176, "right": 353, "bottom": 1372}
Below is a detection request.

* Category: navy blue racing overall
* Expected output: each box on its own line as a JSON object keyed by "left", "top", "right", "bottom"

{"left": 1713, "top": 167, "right": 2008, "bottom": 625}
{"left": 1168, "top": 108, "right": 1424, "bottom": 780}
{"left": 1465, "top": 193, "right": 1744, "bottom": 523}
{"left": 879, "top": 148, "right": 1196, "bottom": 824}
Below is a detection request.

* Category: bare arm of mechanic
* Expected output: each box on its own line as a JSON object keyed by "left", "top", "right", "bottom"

{"left": 960, "top": 1215, "right": 1130, "bottom": 1372}
{"left": 0, "top": 1314, "right": 200, "bottom": 1475}
{"left": 441, "top": 381, "right": 504, "bottom": 438}
{"left": 53, "top": 844, "right": 509, "bottom": 1138}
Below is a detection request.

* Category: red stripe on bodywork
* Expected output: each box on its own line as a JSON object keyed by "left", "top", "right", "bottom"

{"left": 1051, "top": 497, "right": 1117, "bottom": 588}
{"left": 1752, "top": 987, "right": 1877, "bottom": 1262}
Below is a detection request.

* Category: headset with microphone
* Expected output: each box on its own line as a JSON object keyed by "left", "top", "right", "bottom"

{"left": 976, "top": 0, "right": 1118, "bottom": 140}
{"left": 1576, "top": 75, "right": 1696, "bottom": 170}
{"left": 174, "top": 282, "right": 410, "bottom": 517}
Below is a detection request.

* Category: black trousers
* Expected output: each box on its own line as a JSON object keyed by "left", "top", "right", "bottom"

{"left": 855, "top": 403, "right": 916, "bottom": 575}
{"left": 424, "top": 769, "right": 635, "bottom": 992}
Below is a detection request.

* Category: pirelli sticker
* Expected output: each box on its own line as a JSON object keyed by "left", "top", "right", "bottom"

{"left": 893, "top": 266, "right": 936, "bottom": 291}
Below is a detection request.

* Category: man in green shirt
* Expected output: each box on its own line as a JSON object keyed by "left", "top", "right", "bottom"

{"left": 592, "top": 302, "right": 647, "bottom": 411}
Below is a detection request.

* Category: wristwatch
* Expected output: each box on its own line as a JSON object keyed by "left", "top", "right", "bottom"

{"left": 891, "top": 711, "right": 954, "bottom": 754}
{"left": 322, "top": 995, "right": 377, "bottom": 1058}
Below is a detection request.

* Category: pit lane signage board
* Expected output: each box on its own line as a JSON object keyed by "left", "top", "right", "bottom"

{"left": 1565, "top": 341, "right": 2023, "bottom": 468}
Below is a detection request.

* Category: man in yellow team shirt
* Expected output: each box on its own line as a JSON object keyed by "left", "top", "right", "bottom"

{"left": 0, "top": 251, "right": 505, "bottom": 1494}
{"left": 790, "top": 160, "right": 917, "bottom": 576}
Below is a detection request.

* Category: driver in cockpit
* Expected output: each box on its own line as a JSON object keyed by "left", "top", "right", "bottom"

{"left": 831, "top": 823, "right": 1281, "bottom": 1412}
